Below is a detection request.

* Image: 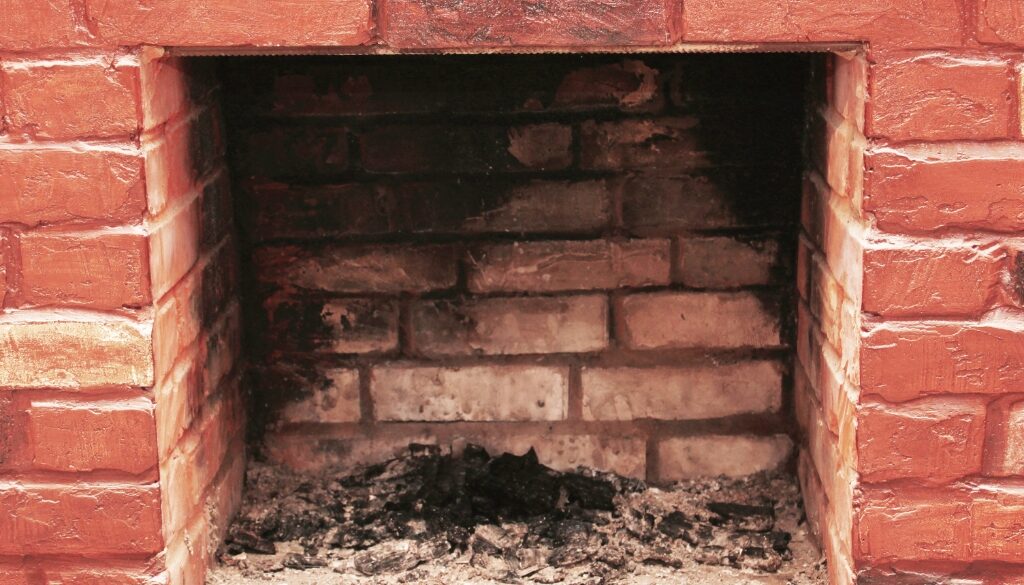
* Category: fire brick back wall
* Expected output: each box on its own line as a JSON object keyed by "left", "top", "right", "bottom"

{"left": 223, "top": 54, "right": 810, "bottom": 482}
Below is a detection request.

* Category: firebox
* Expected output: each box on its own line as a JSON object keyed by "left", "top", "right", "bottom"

{"left": 222, "top": 54, "right": 808, "bottom": 481}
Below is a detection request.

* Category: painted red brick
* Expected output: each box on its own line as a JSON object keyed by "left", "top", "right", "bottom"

{"left": 0, "top": 484, "right": 162, "bottom": 555}
{"left": 84, "top": 0, "right": 373, "bottom": 46}
{"left": 0, "top": 319, "right": 154, "bottom": 389}
{"left": 0, "top": 148, "right": 146, "bottom": 228}
{"left": 866, "top": 147, "right": 1024, "bottom": 233}
{"left": 978, "top": 0, "right": 1024, "bottom": 45}
{"left": 380, "top": 0, "right": 680, "bottom": 48}
{"left": 999, "top": 400, "right": 1024, "bottom": 477}
{"left": 0, "top": 563, "right": 163, "bottom": 585}
{"left": 683, "top": 0, "right": 963, "bottom": 49}
{"left": 870, "top": 53, "right": 1014, "bottom": 141}
{"left": 0, "top": 229, "right": 10, "bottom": 309}
{"left": 27, "top": 397, "right": 157, "bottom": 475}
{"left": 0, "top": 0, "right": 87, "bottom": 50}
{"left": 862, "top": 244, "right": 1004, "bottom": 318}
{"left": 857, "top": 397, "right": 987, "bottom": 483}
{"left": 3, "top": 61, "right": 141, "bottom": 140}
{"left": 971, "top": 487, "right": 1024, "bottom": 563}
{"left": 861, "top": 323, "right": 1024, "bottom": 402}
{"left": 18, "top": 232, "right": 151, "bottom": 310}
{"left": 857, "top": 486, "right": 970, "bottom": 563}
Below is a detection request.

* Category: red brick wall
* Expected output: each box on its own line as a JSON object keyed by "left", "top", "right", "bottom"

{"left": 2, "top": 2, "right": 1024, "bottom": 584}
{"left": 224, "top": 54, "right": 806, "bottom": 483}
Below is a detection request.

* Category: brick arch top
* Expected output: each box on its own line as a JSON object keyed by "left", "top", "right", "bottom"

{"left": 3, "top": 0, "right": 1022, "bottom": 52}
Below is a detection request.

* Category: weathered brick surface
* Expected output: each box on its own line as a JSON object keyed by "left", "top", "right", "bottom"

{"left": 267, "top": 298, "right": 399, "bottom": 354}
{"left": 869, "top": 54, "right": 1014, "bottom": 141}
{"left": 254, "top": 244, "right": 459, "bottom": 294}
{"left": 978, "top": 0, "right": 1024, "bottom": 45}
{"left": 277, "top": 368, "right": 361, "bottom": 424}
{"left": 412, "top": 296, "right": 608, "bottom": 356}
{"left": 579, "top": 118, "right": 704, "bottom": 171}
{"left": 248, "top": 179, "right": 614, "bottom": 241}
{"left": 0, "top": 484, "right": 162, "bottom": 555}
{"left": 682, "top": 0, "right": 961, "bottom": 48}
{"left": 2, "top": 61, "right": 141, "bottom": 140}
{"left": 361, "top": 123, "right": 572, "bottom": 173}
{"left": 83, "top": 0, "right": 374, "bottom": 46}
{"left": 999, "top": 401, "right": 1024, "bottom": 477}
{"left": 857, "top": 397, "right": 987, "bottom": 483}
{"left": 618, "top": 292, "right": 781, "bottom": 349}
{"left": 866, "top": 147, "right": 1024, "bottom": 233}
{"left": 862, "top": 243, "right": 1004, "bottom": 318}
{"left": 861, "top": 323, "right": 1024, "bottom": 402}
{"left": 679, "top": 236, "right": 782, "bottom": 288}
{"left": 582, "top": 361, "right": 782, "bottom": 421}
{"left": 236, "top": 125, "right": 349, "bottom": 181}
{"left": 657, "top": 435, "right": 792, "bottom": 481}
{"left": 372, "top": 365, "right": 568, "bottom": 421}
{"left": 0, "top": 0, "right": 85, "bottom": 50}
{"left": 27, "top": 397, "right": 157, "bottom": 476}
{"left": 18, "top": 232, "right": 151, "bottom": 310}
{"left": 467, "top": 240, "right": 671, "bottom": 293}
{"left": 0, "top": 148, "right": 146, "bottom": 228}
{"left": 379, "top": 0, "right": 679, "bottom": 48}
{"left": 0, "top": 319, "right": 153, "bottom": 388}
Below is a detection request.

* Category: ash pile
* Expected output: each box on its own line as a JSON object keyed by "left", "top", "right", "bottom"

{"left": 213, "top": 444, "right": 824, "bottom": 584}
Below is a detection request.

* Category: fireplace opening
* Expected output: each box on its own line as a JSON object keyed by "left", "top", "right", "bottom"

{"left": 146, "top": 51, "right": 862, "bottom": 583}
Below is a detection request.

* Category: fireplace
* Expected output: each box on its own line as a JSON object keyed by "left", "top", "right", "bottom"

{"left": 3, "top": 2, "right": 1024, "bottom": 584}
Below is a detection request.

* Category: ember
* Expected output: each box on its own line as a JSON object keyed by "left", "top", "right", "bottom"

{"left": 210, "top": 444, "right": 824, "bottom": 584}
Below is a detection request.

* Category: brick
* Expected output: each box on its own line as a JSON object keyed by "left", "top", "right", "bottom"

{"left": 236, "top": 125, "right": 348, "bottom": 180}
{"left": 683, "top": 0, "right": 961, "bottom": 49}
{"left": 857, "top": 397, "right": 987, "bottom": 483}
{"left": 866, "top": 147, "right": 1024, "bottom": 233}
{"left": 379, "top": 0, "right": 679, "bottom": 48}
{"left": 870, "top": 54, "right": 1013, "bottom": 141}
{"left": 0, "top": 229, "right": 10, "bottom": 308}
{"left": 18, "top": 232, "right": 151, "bottom": 310}
{"left": 412, "top": 295, "right": 608, "bottom": 356}
{"left": 679, "top": 236, "right": 782, "bottom": 287}
{"left": 27, "top": 397, "right": 157, "bottom": 475}
{"left": 264, "top": 432, "right": 646, "bottom": 479}
{"left": 84, "top": 0, "right": 373, "bottom": 46}
{"left": 0, "top": 148, "right": 145, "bottom": 227}
{"left": 372, "top": 365, "right": 568, "bottom": 421}
{"left": 978, "top": 0, "right": 1024, "bottom": 45}
{"left": 140, "top": 54, "right": 218, "bottom": 131}
{"left": 0, "top": 484, "right": 162, "bottom": 555}
{"left": 145, "top": 107, "right": 224, "bottom": 218}
{"left": 154, "top": 306, "right": 241, "bottom": 460}
{"left": 1000, "top": 401, "right": 1024, "bottom": 476}
{"left": 152, "top": 244, "right": 238, "bottom": 382}
{"left": 467, "top": 240, "right": 670, "bottom": 293}
{"left": 621, "top": 171, "right": 799, "bottom": 234}
{"left": 278, "top": 368, "right": 361, "bottom": 424}
{"left": 254, "top": 244, "right": 459, "bottom": 294}
{"left": 970, "top": 485, "right": 1024, "bottom": 562}
{"left": 0, "top": 0, "right": 86, "bottom": 50}
{"left": 360, "top": 123, "right": 571, "bottom": 173}
{"left": 3, "top": 61, "right": 140, "bottom": 140}
{"left": 833, "top": 52, "right": 868, "bottom": 132}
{"left": 148, "top": 197, "right": 201, "bottom": 303}
{"left": 618, "top": 292, "right": 781, "bottom": 349}
{"left": 579, "top": 118, "right": 704, "bottom": 171}
{"left": 554, "top": 60, "right": 663, "bottom": 111}
{"left": 247, "top": 178, "right": 613, "bottom": 241}
{"left": 581, "top": 360, "right": 782, "bottom": 421}
{"left": 862, "top": 243, "right": 1004, "bottom": 318}
{"left": 161, "top": 378, "right": 244, "bottom": 537}
{"left": 266, "top": 298, "right": 399, "bottom": 354}
{"left": 857, "top": 486, "right": 972, "bottom": 563}
{"left": 657, "top": 435, "right": 792, "bottom": 481}
{"left": 0, "top": 319, "right": 153, "bottom": 388}
{"left": 862, "top": 323, "right": 1024, "bottom": 402}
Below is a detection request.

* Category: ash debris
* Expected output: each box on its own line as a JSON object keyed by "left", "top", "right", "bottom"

{"left": 212, "top": 444, "right": 824, "bottom": 584}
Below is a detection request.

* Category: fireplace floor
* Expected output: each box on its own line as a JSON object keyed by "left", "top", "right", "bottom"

{"left": 207, "top": 445, "right": 824, "bottom": 584}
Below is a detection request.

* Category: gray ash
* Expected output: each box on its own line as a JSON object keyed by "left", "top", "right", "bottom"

{"left": 214, "top": 444, "right": 823, "bottom": 583}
